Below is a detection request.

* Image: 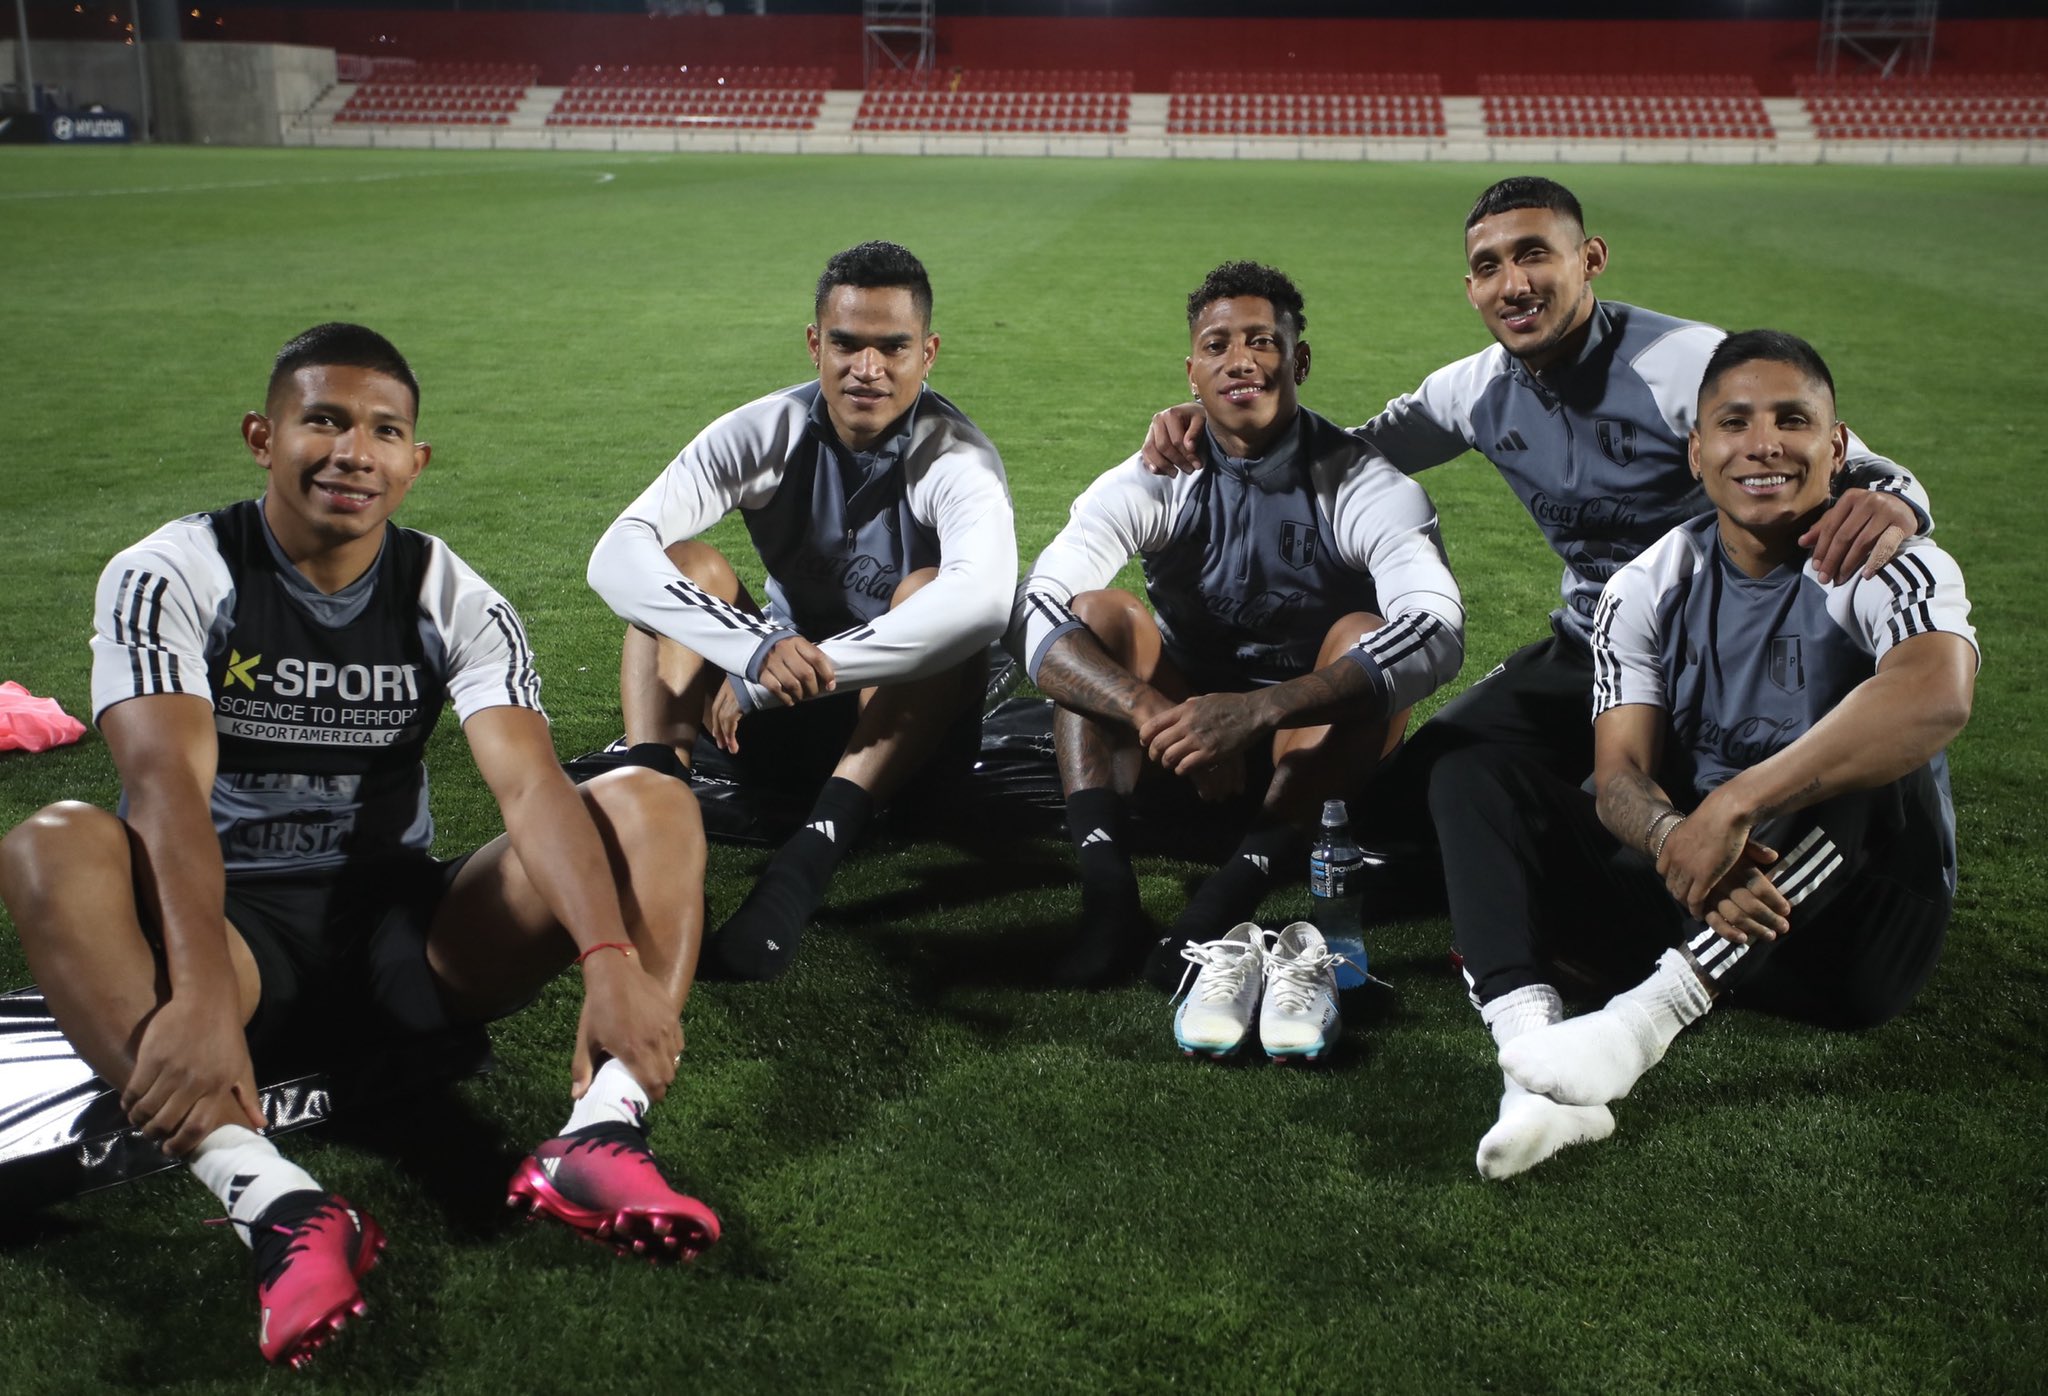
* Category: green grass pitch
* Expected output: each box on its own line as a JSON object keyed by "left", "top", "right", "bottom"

{"left": 1, "top": 147, "right": 2044, "bottom": 1393}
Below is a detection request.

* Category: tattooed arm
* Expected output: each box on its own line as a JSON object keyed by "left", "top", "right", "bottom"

{"left": 1591, "top": 547, "right": 1797, "bottom": 942}
{"left": 1138, "top": 652, "right": 1382, "bottom": 777}
{"left": 1034, "top": 626, "right": 1175, "bottom": 732}
{"left": 1592, "top": 705, "right": 1682, "bottom": 855}
{"left": 1035, "top": 626, "right": 1183, "bottom": 795}
{"left": 1596, "top": 701, "right": 1790, "bottom": 943}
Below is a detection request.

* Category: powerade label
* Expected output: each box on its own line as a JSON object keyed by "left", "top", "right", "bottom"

{"left": 1310, "top": 854, "right": 1362, "bottom": 898}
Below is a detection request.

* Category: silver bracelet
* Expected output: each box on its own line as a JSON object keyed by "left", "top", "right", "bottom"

{"left": 1648, "top": 811, "right": 1686, "bottom": 860}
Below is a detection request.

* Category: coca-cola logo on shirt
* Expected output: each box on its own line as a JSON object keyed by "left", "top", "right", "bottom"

{"left": 789, "top": 551, "right": 900, "bottom": 602}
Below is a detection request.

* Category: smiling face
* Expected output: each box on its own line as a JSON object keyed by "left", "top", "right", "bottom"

{"left": 1186, "top": 295, "right": 1309, "bottom": 460}
{"left": 806, "top": 283, "right": 938, "bottom": 453}
{"left": 244, "top": 363, "right": 429, "bottom": 590}
{"left": 1463, "top": 206, "right": 1607, "bottom": 371}
{"left": 1690, "top": 356, "right": 1848, "bottom": 565}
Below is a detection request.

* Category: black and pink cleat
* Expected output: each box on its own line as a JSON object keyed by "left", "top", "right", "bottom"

{"left": 507, "top": 1121, "right": 720, "bottom": 1263}
{"left": 250, "top": 1190, "right": 385, "bottom": 1370}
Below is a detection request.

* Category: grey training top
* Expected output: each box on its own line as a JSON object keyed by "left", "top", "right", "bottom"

{"left": 1592, "top": 513, "right": 1976, "bottom": 883}
{"left": 91, "top": 501, "right": 543, "bottom": 875}
{"left": 1356, "top": 300, "right": 1930, "bottom": 645}
{"left": 1013, "top": 406, "right": 1464, "bottom": 711}
{"left": 588, "top": 380, "right": 1016, "bottom": 711}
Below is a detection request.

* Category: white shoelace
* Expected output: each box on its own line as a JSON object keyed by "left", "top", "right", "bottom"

{"left": 1264, "top": 944, "right": 1346, "bottom": 1014}
{"left": 1174, "top": 936, "right": 1262, "bottom": 1003}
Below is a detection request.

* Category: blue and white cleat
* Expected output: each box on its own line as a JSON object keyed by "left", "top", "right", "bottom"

{"left": 1171, "top": 924, "right": 1267, "bottom": 1058}
{"left": 1259, "top": 922, "right": 1344, "bottom": 1062}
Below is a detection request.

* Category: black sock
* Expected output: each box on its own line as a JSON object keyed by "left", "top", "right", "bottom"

{"left": 622, "top": 741, "right": 688, "bottom": 781}
{"left": 1052, "top": 787, "right": 1149, "bottom": 986}
{"left": 1144, "top": 821, "right": 1307, "bottom": 990}
{"left": 706, "top": 778, "right": 875, "bottom": 981}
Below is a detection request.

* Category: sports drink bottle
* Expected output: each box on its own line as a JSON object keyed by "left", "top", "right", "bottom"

{"left": 1308, "top": 798, "right": 1368, "bottom": 989}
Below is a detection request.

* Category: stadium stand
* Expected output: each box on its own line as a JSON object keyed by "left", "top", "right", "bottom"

{"left": 334, "top": 62, "right": 537, "bottom": 126}
{"left": 1798, "top": 74, "right": 2048, "bottom": 140}
{"left": 547, "top": 65, "right": 830, "bottom": 131}
{"left": 852, "top": 70, "right": 1132, "bottom": 135}
{"left": 1165, "top": 72, "right": 1445, "bottom": 138}
{"left": 1478, "top": 74, "right": 1771, "bottom": 140}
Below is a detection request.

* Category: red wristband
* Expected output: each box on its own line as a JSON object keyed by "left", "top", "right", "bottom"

{"left": 576, "top": 941, "right": 635, "bottom": 966}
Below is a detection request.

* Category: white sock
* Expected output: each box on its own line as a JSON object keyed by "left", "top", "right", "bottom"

{"left": 1475, "top": 985, "right": 1615, "bottom": 1179}
{"left": 1500, "top": 948, "right": 1714, "bottom": 1106}
{"left": 187, "top": 1124, "right": 322, "bottom": 1248}
{"left": 1478, "top": 1079, "right": 1616, "bottom": 1180}
{"left": 560, "top": 1057, "right": 652, "bottom": 1135}
{"left": 1480, "top": 983, "right": 1565, "bottom": 1042}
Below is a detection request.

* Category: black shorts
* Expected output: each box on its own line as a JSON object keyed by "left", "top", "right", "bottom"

{"left": 1161, "top": 644, "right": 1277, "bottom": 699}
{"left": 730, "top": 688, "right": 982, "bottom": 799}
{"left": 219, "top": 853, "right": 472, "bottom": 1067}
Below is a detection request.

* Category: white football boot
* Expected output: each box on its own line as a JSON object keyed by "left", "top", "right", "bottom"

{"left": 1258, "top": 922, "right": 1344, "bottom": 1062}
{"left": 1171, "top": 924, "right": 1267, "bottom": 1059}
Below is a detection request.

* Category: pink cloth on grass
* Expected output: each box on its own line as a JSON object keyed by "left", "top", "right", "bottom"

{"left": 0, "top": 682, "right": 88, "bottom": 753}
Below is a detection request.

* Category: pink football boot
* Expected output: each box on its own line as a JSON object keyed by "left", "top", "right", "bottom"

{"left": 507, "top": 1122, "right": 720, "bottom": 1262}
{"left": 250, "top": 1191, "right": 385, "bottom": 1369}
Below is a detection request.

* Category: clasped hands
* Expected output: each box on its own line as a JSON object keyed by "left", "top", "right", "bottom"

{"left": 1655, "top": 787, "right": 1790, "bottom": 946}
{"left": 1136, "top": 690, "right": 1270, "bottom": 802}
{"left": 706, "top": 635, "right": 836, "bottom": 753}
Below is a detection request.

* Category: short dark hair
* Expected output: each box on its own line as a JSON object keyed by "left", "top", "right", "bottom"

{"left": 815, "top": 241, "right": 933, "bottom": 326}
{"left": 1697, "top": 329, "right": 1838, "bottom": 412}
{"left": 267, "top": 322, "right": 420, "bottom": 417}
{"left": 1466, "top": 176, "right": 1586, "bottom": 235}
{"left": 1186, "top": 260, "right": 1307, "bottom": 338}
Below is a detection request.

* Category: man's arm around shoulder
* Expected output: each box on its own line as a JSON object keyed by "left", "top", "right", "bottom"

{"left": 1349, "top": 351, "right": 1494, "bottom": 476}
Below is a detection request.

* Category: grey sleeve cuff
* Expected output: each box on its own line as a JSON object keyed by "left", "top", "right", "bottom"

{"left": 743, "top": 624, "right": 805, "bottom": 684}
{"left": 1841, "top": 466, "right": 1931, "bottom": 535}
{"left": 1026, "top": 618, "right": 1089, "bottom": 686}
{"left": 1336, "top": 646, "right": 1394, "bottom": 710}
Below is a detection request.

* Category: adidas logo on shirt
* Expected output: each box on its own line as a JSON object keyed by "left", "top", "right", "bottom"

{"left": 1493, "top": 430, "right": 1529, "bottom": 454}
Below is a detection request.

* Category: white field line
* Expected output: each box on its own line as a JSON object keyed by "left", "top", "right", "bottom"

{"left": 0, "top": 160, "right": 621, "bottom": 203}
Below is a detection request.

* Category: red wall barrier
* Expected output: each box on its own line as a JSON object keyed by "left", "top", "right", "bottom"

{"left": 214, "top": 10, "right": 861, "bottom": 83}
{"left": 211, "top": 9, "right": 2048, "bottom": 94}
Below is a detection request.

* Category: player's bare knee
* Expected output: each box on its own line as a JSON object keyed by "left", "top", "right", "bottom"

{"left": 1071, "top": 588, "right": 1155, "bottom": 660}
{"left": 664, "top": 538, "right": 742, "bottom": 599}
{"left": 889, "top": 565, "right": 941, "bottom": 608}
{"left": 1071, "top": 587, "right": 1140, "bottom": 629}
{"left": 584, "top": 766, "right": 706, "bottom": 864}
{"left": 1319, "top": 610, "right": 1387, "bottom": 667}
{"left": 0, "top": 802, "right": 127, "bottom": 911}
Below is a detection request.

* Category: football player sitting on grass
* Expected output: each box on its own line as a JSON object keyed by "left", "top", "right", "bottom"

{"left": 1443, "top": 330, "right": 1978, "bottom": 1179}
{"left": 1007, "top": 261, "right": 1465, "bottom": 1058}
{"left": 0, "top": 324, "right": 719, "bottom": 1370}
{"left": 587, "top": 240, "right": 1015, "bottom": 982}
